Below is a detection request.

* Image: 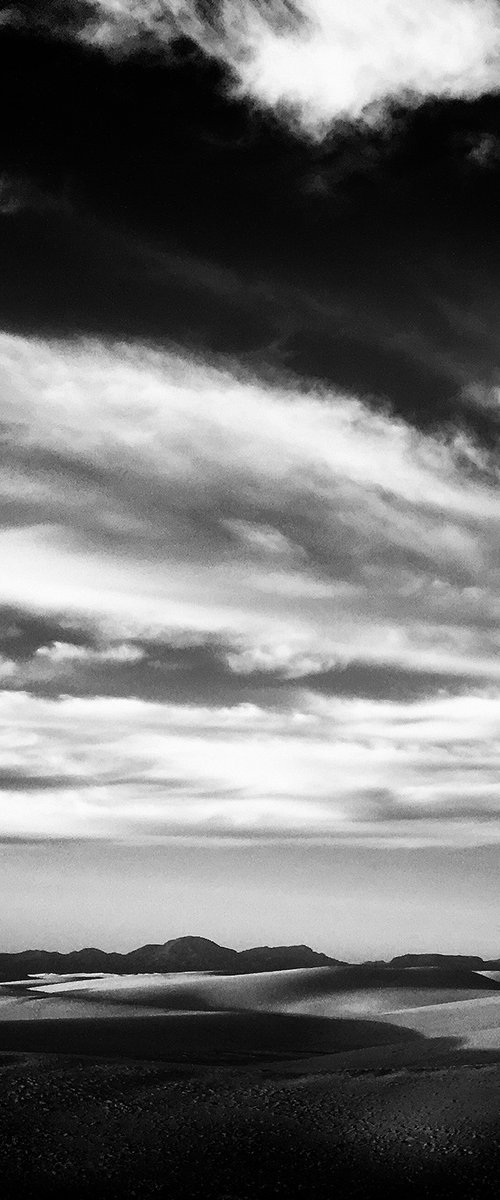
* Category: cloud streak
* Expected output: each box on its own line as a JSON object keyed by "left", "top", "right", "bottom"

{"left": 0, "top": 332, "right": 500, "bottom": 845}
{"left": 1, "top": 689, "right": 500, "bottom": 845}
{"left": 1, "top": 332, "right": 499, "bottom": 678}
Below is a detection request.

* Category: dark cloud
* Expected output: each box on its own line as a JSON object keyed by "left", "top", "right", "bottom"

{"left": 0, "top": 607, "right": 496, "bottom": 708}
{"left": 0, "top": 606, "right": 288, "bottom": 705}
{"left": 2, "top": 1, "right": 94, "bottom": 37}
{"left": 0, "top": 607, "right": 97, "bottom": 660}
{"left": 0, "top": 771, "right": 87, "bottom": 791}
{"left": 360, "top": 789, "right": 500, "bottom": 826}
{"left": 298, "top": 662, "right": 497, "bottom": 703}
{"left": 1, "top": 24, "right": 500, "bottom": 439}
{"left": 0, "top": 835, "right": 88, "bottom": 845}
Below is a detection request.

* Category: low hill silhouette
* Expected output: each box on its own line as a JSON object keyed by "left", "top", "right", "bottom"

{"left": 389, "top": 954, "right": 492, "bottom": 970}
{"left": 236, "top": 944, "right": 338, "bottom": 972}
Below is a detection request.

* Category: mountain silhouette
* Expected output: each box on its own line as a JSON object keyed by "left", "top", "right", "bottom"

{"left": 1, "top": 939, "right": 499, "bottom": 982}
{"left": 125, "top": 937, "right": 240, "bottom": 973}
{"left": 237, "top": 944, "right": 338, "bottom": 971}
{"left": 0, "top": 936, "right": 345, "bottom": 981}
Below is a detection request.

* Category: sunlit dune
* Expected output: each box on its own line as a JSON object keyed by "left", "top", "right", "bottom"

{"left": 2, "top": 966, "right": 500, "bottom": 1069}
{"left": 20, "top": 964, "right": 500, "bottom": 1017}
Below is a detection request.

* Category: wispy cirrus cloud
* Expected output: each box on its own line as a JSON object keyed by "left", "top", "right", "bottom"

{"left": 0, "top": 332, "right": 500, "bottom": 845}
{"left": 1, "top": 331, "right": 499, "bottom": 685}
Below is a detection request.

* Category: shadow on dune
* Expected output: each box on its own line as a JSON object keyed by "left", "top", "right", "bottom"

{"left": 4, "top": 1007, "right": 500, "bottom": 1199}
{"left": 4, "top": 1009, "right": 500, "bottom": 1073}
{"left": 283, "top": 965, "right": 500, "bottom": 994}
{"left": 4, "top": 1011, "right": 500, "bottom": 1070}
{"left": 4, "top": 969, "right": 500, "bottom": 1069}
{"left": 0, "top": 1010, "right": 430, "bottom": 1063}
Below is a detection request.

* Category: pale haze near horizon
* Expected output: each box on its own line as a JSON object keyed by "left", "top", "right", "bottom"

{"left": 2, "top": 841, "right": 499, "bottom": 962}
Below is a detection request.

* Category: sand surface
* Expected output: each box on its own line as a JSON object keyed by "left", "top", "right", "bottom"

{"left": 3, "top": 967, "right": 500, "bottom": 1195}
{"left": 2, "top": 1052, "right": 500, "bottom": 1198}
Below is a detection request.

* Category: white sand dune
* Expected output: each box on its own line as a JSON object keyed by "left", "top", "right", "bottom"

{"left": 20, "top": 967, "right": 355, "bottom": 1012}
{"left": 2, "top": 968, "right": 500, "bottom": 1067}
{"left": 380, "top": 992, "right": 500, "bottom": 1043}
{"left": 28, "top": 972, "right": 108, "bottom": 982}
{"left": 23, "top": 966, "right": 500, "bottom": 1018}
{"left": 478, "top": 970, "right": 500, "bottom": 984}
{"left": 271, "top": 993, "right": 500, "bottom": 1074}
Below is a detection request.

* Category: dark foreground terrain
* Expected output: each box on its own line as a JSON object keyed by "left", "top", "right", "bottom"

{"left": 2, "top": 1051, "right": 500, "bottom": 1199}
{"left": 3, "top": 969, "right": 500, "bottom": 1196}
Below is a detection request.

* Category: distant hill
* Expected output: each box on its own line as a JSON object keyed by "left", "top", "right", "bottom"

{"left": 0, "top": 936, "right": 346, "bottom": 981}
{"left": 125, "top": 937, "right": 240, "bottom": 974}
{"left": 1, "top": 939, "right": 499, "bottom": 981}
{"left": 237, "top": 944, "right": 339, "bottom": 972}
{"left": 389, "top": 954, "right": 500, "bottom": 970}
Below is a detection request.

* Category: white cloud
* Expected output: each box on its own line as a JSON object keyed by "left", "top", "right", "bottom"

{"left": 5, "top": 2, "right": 500, "bottom": 136}
{"left": 0, "top": 639, "right": 145, "bottom": 691}
{"left": 0, "top": 330, "right": 499, "bottom": 692}
{"left": 1, "top": 689, "right": 500, "bottom": 845}
{"left": 1, "top": 331, "right": 500, "bottom": 844}
{"left": 34, "top": 641, "right": 143, "bottom": 665}
{"left": 80, "top": 0, "right": 500, "bottom": 134}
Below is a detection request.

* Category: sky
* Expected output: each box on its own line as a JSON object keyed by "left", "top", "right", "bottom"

{"left": 1, "top": 0, "right": 500, "bottom": 957}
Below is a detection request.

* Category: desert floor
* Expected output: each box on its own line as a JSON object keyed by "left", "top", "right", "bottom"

{"left": 2, "top": 969, "right": 500, "bottom": 1197}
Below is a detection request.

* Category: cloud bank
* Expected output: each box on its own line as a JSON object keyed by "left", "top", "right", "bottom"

{"left": 1, "top": 690, "right": 500, "bottom": 846}
{"left": 1, "top": 332, "right": 500, "bottom": 845}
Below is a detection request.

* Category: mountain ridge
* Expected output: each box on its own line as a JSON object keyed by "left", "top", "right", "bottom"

{"left": 0, "top": 936, "right": 346, "bottom": 980}
{"left": 1, "top": 937, "right": 500, "bottom": 981}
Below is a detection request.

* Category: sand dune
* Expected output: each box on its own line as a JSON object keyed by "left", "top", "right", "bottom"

{"left": 379, "top": 992, "right": 500, "bottom": 1046}
{"left": 268, "top": 993, "right": 500, "bottom": 1073}
{"left": 11, "top": 964, "right": 500, "bottom": 1017}
{"left": 2, "top": 966, "right": 500, "bottom": 1068}
{"left": 478, "top": 970, "right": 500, "bottom": 984}
{"left": 0, "top": 1010, "right": 429, "bottom": 1064}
